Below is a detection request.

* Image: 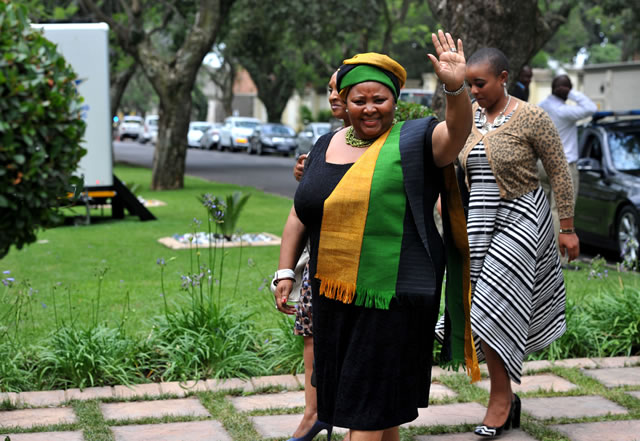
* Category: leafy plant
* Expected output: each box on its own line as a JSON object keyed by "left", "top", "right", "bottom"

{"left": 396, "top": 100, "right": 434, "bottom": 121}
{"left": 39, "top": 324, "right": 144, "bottom": 389}
{"left": 261, "top": 313, "right": 305, "bottom": 375}
{"left": 0, "top": 2, "right": 87, "bottom": 259}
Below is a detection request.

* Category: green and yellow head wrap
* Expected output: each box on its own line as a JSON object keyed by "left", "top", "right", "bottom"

{"left": 337, "top": 52, "right": 407, "bottom": 100}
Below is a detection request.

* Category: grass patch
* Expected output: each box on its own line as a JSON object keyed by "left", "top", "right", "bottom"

{"left": 198, "top": 391, "right": 262, "bottom": 441}
{"left": 73, "top": 399, "right": 114, "bottom": 441}
{"left": 0, "top": 164, "right": 290, "bottom": 342}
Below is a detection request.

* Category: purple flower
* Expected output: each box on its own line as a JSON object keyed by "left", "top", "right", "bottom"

{"left": 2, "top": 270, "right": 10, "bottom": 275}
{"left": 157, "top": 258, "right": 166, "bottom": 266}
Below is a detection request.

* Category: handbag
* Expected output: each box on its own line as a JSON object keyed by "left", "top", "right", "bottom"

{"left": 270, "top": 244, "right": 309, "bottom": 303}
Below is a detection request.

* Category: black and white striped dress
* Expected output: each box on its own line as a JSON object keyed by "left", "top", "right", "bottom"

{"left": 457, "top": 109, "right": 566, "bottom": 384}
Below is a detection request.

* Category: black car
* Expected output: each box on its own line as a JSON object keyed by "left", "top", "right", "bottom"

{"left": 248, "top": 123, "right": 297, "bottom": 156}
{"left": 575, "top": 110, "right": 640, "bottom": 257}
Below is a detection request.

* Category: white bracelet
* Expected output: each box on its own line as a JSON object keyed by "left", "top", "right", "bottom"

{"left": 273, "top": 269, "right": 296, "bottom": 285}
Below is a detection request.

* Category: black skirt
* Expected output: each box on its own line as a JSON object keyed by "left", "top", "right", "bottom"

{"left": 312, "top": 284, "right": 439, "bottom": 430}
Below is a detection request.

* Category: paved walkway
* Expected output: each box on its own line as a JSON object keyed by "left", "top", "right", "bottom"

{"left": 1, "top": 357, "right": 639, "bottom": 440}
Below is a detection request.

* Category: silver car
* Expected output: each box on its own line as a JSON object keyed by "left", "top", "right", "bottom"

{"left": 296, "top": 122, "right": 331, "bottom": 155}
{"left": 218, "top": 116, "right": 261, "bottom": 152}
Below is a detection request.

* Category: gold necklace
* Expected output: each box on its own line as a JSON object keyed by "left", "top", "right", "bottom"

{"left": 345, "top": 126, "right": 376, "bottom": 148}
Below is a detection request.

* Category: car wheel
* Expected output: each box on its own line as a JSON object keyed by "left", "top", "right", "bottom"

{"left": 617, "top": 205, "right": 639, "bottom": 260}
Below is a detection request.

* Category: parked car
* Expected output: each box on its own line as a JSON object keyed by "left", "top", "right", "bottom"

{"left": 296, "top": 122, "right": 331, "bottom": 156}
{"left": 199, "top": 123, "right": 224, "bottom": 150}
{"left": 118, "top": 115, "right": 144, "bottom": 141}
{"left": 141, "top": 115, "right": 158, "bottom": 144}
{"left": 248, "top": 123, "right": 297, "bottom": 156}
{"left": 187, "top": 121, "right": 213, "bottom": 148}
{"left": 218, "top": 116, "right": 261, "bottom": 152}
{"left": 399, "top": 88, "right": 433, "bottom": 108}
{"left": 574, "top": 110, "right": 640, "bottom": 258}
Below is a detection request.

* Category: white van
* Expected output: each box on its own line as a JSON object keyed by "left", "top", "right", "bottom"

{"left": 218, "top": 116, "right": 261, "bottom": 152}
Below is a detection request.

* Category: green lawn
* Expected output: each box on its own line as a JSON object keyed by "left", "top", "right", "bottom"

{"left": 1, "top": 164, "right": 293, "bottom": 342}
{"left": 2, "top": 163, "right": 640, "bottom": 347}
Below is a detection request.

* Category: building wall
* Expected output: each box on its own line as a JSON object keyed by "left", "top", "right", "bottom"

{"left": 579, "top": 62, "right": 640, "bottom": 111}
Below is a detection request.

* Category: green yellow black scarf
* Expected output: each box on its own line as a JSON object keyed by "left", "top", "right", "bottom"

{"left": 315, "top": 122, "right": 480, "bottom": 381}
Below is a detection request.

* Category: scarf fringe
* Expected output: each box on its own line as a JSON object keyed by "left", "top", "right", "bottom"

{"left": 354, "top": 287, "right": 394, "bottom": 310}
{"left": 318, "top": 276, "right": 357, "bottom": 304}
{"left": 318, "top": 276, "right": 395, "bottom": 310}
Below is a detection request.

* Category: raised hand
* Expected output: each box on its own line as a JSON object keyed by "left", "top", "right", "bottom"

{"left": 427, "top": 30, "right": 466, "bottom": 92}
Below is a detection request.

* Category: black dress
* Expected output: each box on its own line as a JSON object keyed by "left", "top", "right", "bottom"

{"left": 294, "top": 129, "right": 443, "bottom": 430}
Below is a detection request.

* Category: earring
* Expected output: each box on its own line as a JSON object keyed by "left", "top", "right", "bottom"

{"left": 395, "top": 106, "right": 398, "bottom": 111}
{"left": 503, "top": 83, "right": 508, "bottom": 97}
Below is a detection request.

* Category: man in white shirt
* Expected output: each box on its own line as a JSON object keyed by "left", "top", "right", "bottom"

{"left": 538, "top": 74, "right": 597, "bottom": 249}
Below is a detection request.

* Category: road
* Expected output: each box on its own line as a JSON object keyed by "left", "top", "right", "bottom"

{"left": 114, "top": 141, "right": 602, "bottom": 263}
{"left": 113, "top": 140, "right": 300, "bottom": 199}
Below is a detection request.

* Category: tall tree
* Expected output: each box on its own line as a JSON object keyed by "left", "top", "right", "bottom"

{"left": 224, "top": 0, "right": 302, "bottom": 123}
{"left": 426, "top": 0, "right": 575, "bottom": 115}
{"left": 80, "top": 0, "right": 234, "bottom": 190}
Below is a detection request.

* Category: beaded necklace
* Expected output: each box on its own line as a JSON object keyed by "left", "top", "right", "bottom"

{"left": 345, "top": 126, "right": 376, "bottom": 148}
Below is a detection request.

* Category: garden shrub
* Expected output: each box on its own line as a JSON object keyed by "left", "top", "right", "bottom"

{"left": 396, "top": 100, "right": 434, "bottom": 121}
{"left": 0, "top": 2, "right": 86, "bottom": 259}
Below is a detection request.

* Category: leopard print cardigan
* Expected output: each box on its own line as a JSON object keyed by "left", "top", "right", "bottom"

{"left": 458, "top": 99, "right": 574, "bottom": 219}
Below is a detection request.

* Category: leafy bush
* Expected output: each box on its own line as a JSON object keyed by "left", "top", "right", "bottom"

{"left": 39, "top": 325, "right": 144, "bottom": 389}
{"left": 396, "top": 100, "right": 434, "bottom": 121}
{"left": 530, "top": 287, "right": 640, "bottom": 360}
{"left": 261, "top": 313, "right": 305, "bottom": 375}
{"left": 0, "top": 2, "right": 87, "bottom": 259}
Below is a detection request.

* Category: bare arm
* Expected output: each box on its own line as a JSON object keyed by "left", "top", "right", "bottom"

{"left": 274, "top": 205, "right": 307, "bottom": 314}
{"left": 426, "top": 30, "right": 472, "bottom": 167}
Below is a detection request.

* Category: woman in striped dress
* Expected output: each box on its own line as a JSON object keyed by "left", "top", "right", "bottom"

{"left": 460, "top": 48, "right": 580, "bottom": 438}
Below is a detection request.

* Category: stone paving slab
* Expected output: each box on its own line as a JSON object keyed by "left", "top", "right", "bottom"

{"left": 415, "top": 430, "right": 537, "bottom": 441}
{"left": 250, "top": 414, "right": 348, "bottom": 439}
{"left": 551, "top": 419, "right": 640, "bottom": 441}
{"left": 0, "top": 431, "right": 84, "bottom": 441}
{"left": 591, "top": 356, "right": 640, "bottom": 368}
{"left": 160, "top": 380, "right": 208, "bottom": 397}
{"left": 430, "top": 384, "right": 457, "bottom": 400}
{"left": 582, "top": 367, "right": 640, "bottom": 388}
{"left": 0, "top": 407, "right": 77, "bottom": 429}
{"left": 66, "top": 386, "right": 113, "bottom": 401}
{"left": 113, "top": 383, "right": 162, "bottom": 399}
{"left": 522, "top": 360, "right": 553, "bottom": 372}
{"left": 251, "top": 374, "right": 301, "bottom": 390}
{"left": 476, "top": 374, "right": 577, "bottom": 394}
{"left": 101, "top": 397, "right": 210, "bottom": 421}
{"left": 553, "top": 358, "right": 598, "bottom": 369}
{"left": 18, "top": 390, "right": 66, "bottom": 407}
{"left": 229, "top": 391, "right": 305, "bottom": 412}
{"left": 628, "top": 391, "right": 640, "bottom": 400}
{"left": 111, "top": 420, "right": 232, "bottom": 441}
{"left": 0, "top": 392, "right": 18, "bottom": 406}
{"left": 522, "top": 395, "right": 627, "bottom": 419}
{"left": 403, "top": 403, "right": 486, "bottom": 427}
{"left": 206, "top": 378, "right": 253, "bottom": 393}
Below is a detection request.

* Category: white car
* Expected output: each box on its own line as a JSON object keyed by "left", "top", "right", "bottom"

{"left": 141, "top": 115, "right": 159, "bottom": 144}
{"left": 218, "top": 116, "right": 261, "bottom": 152}
{"left": 187, "top": 121, "right": 212, "bottom": 148}
{"left": 118, "top": 115, "right": 144, "bottom": 141}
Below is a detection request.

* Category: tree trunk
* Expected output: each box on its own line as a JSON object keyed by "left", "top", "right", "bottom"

{"left": 151, "top": 87, "right": 192, "bottom": 189}
{"left": 109, "top": 59, "right": 136, "bottom": 118}
{"left": 81, "top": 0, "right": 235, "bottom": 190}
{"left": 426, "top": 0, "right": 572, "bottom": 117}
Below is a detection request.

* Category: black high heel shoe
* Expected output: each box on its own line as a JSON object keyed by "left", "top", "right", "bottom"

{"left": 287, "top": 420, "right": 333, "bottom": 441}
{"left": 474, "top": 393, "right": 521, "bottom": 438}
